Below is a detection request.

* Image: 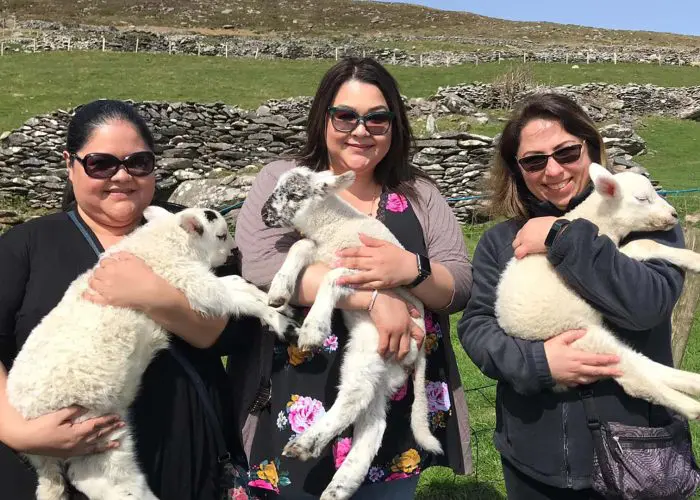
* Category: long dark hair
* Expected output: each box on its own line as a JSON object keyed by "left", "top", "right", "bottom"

{"left": 490, "top": 93, "right": 609, "bottom": 219}
{"left": 296, "top": 57, "right": 432, "bottom": 198}
{"left": 61, "top": 100, "right": 155, "bottom": 210}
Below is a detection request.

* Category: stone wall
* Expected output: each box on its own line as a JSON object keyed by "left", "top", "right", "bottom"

{"left": 3, "top": 20, "right": 700, "bottom": 67}
{"left": 0, "top": 100, "right": 648, "bottom": 226}
{"left": 417, "top": 83, "right": 700, "bottom": 122}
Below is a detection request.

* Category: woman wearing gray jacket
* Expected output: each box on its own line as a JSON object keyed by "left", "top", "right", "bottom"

{"left": 459, "top": 93, "right": 686, "bottom": 499}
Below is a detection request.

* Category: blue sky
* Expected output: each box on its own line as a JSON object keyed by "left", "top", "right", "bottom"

{"left": 381, "top": 0, "right": 699, "bottom": 36}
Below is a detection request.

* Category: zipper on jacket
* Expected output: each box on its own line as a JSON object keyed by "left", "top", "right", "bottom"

{"left": 562, "top": 402, "right": 572, "bottom": 487}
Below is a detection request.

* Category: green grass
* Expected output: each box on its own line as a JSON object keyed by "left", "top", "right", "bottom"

{"left": 2, "top": 52, "right": 700, "bottom": 132}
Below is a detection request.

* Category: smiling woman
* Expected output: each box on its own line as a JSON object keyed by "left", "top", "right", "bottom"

{"left": 459, "top": 93, "right": 689, "bottom": 499}
{"left": 233, "top": 57, "right": 473, "bottom": 500}
{"left": 0, "top": 99, "right": 250, "bottom": 500}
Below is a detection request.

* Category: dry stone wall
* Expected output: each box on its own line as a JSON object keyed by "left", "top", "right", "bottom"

{"left": 4, "top": 20, "right": 700, "bottom": 67}
{"left": 0, "top": 99, "right": 648, "bottom": 227}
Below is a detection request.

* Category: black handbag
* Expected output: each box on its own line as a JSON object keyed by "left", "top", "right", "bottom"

{"left": 580, "top": 387, "right": 700, "bottom": 499}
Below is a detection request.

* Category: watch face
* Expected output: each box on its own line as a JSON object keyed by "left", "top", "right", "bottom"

{"left": 417, "top": 253, "right": 431, "bottom": 275}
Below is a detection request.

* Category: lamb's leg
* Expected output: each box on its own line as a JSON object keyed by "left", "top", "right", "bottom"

{"left": 320, "top": 393, "right": 390, "bottom": 500}
{"left": 572, "top": 325, "right": 700, "bottom": 419}
{"left": 410, "top": 350, "right": 443, "bottom": 454}
{"left": 268, "top": 238, "right": 317, "bottom": 307}
{"left": 29, "top": 456, "right": 68, "bottom": 500}
{"left": 284, "top": 315, "right": 386, "bottom": 460}
{"left": 296, "top": 267, "right": 355, "bottom": 350}
{"left": 67, "top": 427, "right": 158, "bottom": 500}
{"left": 213, "top": 275, "right": 299, "bottom": 340}
{"left": 620, "top": 239, "right": 700, "bottom": 272}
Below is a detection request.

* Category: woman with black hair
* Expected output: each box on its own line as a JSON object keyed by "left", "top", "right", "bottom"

{"left": 234, "top": 58, "right": 473, "bottom": 499}
{"left": 0, "top": 99, "right": 249, "bottom": 500}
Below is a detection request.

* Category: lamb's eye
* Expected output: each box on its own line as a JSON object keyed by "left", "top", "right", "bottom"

{"left": 635, "top": 196, "right": 650, "bottom": 203}
{"left": 217, "top": 234, "right": 227, "bottom": 241}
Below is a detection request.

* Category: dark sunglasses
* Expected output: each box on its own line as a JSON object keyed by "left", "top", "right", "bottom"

{"left": 516, "top": 142, "right": 585, "bottom": 173}
{"left": 328, "top": 106, "right": 395, "bottom": 136}
{"left": 70, "top": 151, "right": 156, "bottom": 179}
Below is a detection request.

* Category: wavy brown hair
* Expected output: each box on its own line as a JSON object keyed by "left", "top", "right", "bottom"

{"left": 296, "top": 57, "right": 432, "bottom": 199}
{"left": 489, "top": 93, "right": 610, "bottom": 219}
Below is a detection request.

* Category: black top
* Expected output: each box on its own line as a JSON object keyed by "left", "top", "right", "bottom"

{"left": 0, "top": 210, "right": 247, "bottom": 500}
{"left": 458, "top": 187, "right": 686, "bottom": 489}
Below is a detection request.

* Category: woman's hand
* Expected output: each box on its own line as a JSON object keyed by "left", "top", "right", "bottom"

{"left": 369, "top": 290, "right": 424, "bottom": 360}
{"left": 512, "top": 216, "right": 557, "bottom": 259}
{"left": 544, "top": 329, "right": 623, "bottom": 387}
{"left": 16, "top": 407, "right": 124, "bottom": 458}
{"left": 83, "top": 252, "right": 168, "bottom": 311}
{"left": 334, "top": 233, "right": 417, "bottom": 289}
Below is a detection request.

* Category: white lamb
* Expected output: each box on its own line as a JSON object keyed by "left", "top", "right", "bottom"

{"left": 6, "top": 206, "right": 297, "bottom": 500}
{"left": 260, "top": 167, "right": 443, "bottom": 500}
{"left": 496, "top": 163, "right": 700, "bottom": 418}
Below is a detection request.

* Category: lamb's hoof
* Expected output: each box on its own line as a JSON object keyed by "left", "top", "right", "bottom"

{"left": 297, "top": 321, "right": 327, "bottom": 350}
{"left": 282, "top": 435, "right": 323, "bottom": 461}
{"left": 267, "top": 279, "right": 293, "bottom": 307}
{"left": 265, "top": 310, "right": 300, "bottom": 339}
{"left": 320, "top": 485, "right": 352, "bottom": 500}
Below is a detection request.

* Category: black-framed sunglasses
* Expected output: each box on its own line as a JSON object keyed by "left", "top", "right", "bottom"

{"left": 327, "top": 106, "right": 395, "bottom": 136}
{"left": 516, "top": 142, "right": 586, "bottom": 173}
{"left": 70, "top": 151, "right": 156, "bottom": 179}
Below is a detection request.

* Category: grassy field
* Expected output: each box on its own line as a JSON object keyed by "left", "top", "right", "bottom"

{"left": 2, "top": 52, "right": 700, "bottom": 133}
{"left": 5, "top": 0, "right": 700, "bottom": 46}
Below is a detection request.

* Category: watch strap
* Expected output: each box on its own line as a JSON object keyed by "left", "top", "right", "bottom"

{"left": 407, "top": 253, "right": 431, "bottom": 288}
{"left": 545, "top": 219, "right": 571, "bottom": 248}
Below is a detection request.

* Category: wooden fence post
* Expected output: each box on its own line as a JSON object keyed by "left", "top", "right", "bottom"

{"left": 672, "top": 225, "right": 700, "bottom": 367}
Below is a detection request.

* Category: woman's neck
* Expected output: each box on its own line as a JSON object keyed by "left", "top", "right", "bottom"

{"left": 77, "top": 205, "right": 140, "bottom": 249}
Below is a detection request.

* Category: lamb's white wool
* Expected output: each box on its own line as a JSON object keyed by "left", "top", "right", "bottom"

{"left": 496, "top": 163, "right": 700, "bottom": 418}
{"left": 6, "top": 206, "right": 297, "bottom": 500}
{"left": 262, "top": 167, "right": 442, "bottom": 500}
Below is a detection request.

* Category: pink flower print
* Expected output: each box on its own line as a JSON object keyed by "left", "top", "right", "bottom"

{"left": 386, "top": 193, "right": 408, "bottom": 213}
{"left": 426, "top": 381, "right": 451, "bottom": 412}
{"left": 248, "top": 479, "right": 279, "bottom": 493}
{"left": 332, "top": 437, "right": 352, "bottom": 469}
{"left": 424, "top": 314, "right": 437, "bottom": 333}
{"left": 228, "top": 486, "right": 249, "bottom": 500}
{"left": 385, "top": 472, "right": 410, "bottom": 481}
{"left": 287, "top": 396, "right": 326, "bottom": 434}
{"left": 391, "top": 381, "right": 408, "bottom": 401}
{"left": 323, "top": 335, "right": 339, "bottom": 352}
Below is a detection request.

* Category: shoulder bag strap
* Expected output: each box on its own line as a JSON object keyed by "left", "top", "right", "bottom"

{"left": 579, "top": 387, "right": 618, "bottom": 493}
{"left": 67, "top": 209, "right": 231, "bottom": 463}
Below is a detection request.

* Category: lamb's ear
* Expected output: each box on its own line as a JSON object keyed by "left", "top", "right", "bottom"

{"left": 589, "top": 162, "right": 620, "bottom": 199}
{"left": 143, "top": 205, "right": 172, "bottom": 221}
{"left": 179, "top": 213, "right": 204, "bottom": 236}
{"left": 315, "top": 171, "right": 356, "bottom": 194}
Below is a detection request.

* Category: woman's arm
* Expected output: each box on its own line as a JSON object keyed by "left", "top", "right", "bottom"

{"left": 84, "top": 253, "right": 228, "bottom": 349}
{"left": 0, "top": 227, "right": 122, "bottom": 456}
{"left": 0, "top": 365, "right": 123, "bottom": 456}
{"left": 235, "top": 161, "right": 423, "bottom": 358}
{"left": 548, "top": 219, "right": 685, "bottom": 331}
{"left": 334, "top": 183, "right": 471, "bottom": 312}
{"left": 458, "top": 227, "right": 620, "bottom": 393}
